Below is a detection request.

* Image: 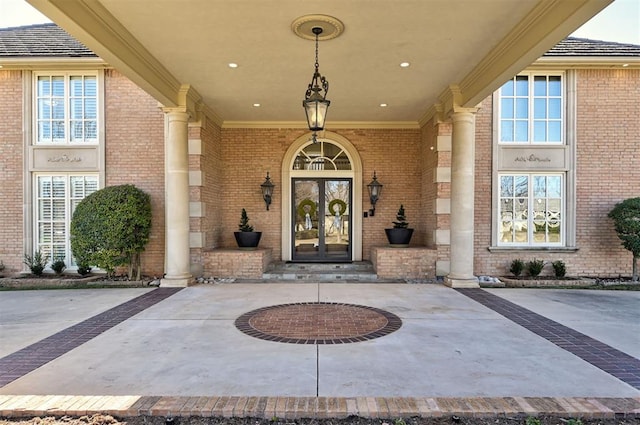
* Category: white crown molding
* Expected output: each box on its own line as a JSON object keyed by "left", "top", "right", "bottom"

{"left": 221, "top": 121, "right": 420, "bottom": 129}
{"left": 0, "top": 57, "right": 107, "bottom": 70}
{"left": 532, "top": 56, "right": 640, "bottom": 69}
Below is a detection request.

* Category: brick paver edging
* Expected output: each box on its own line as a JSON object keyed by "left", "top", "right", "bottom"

{"left": 0, "top": 288, "right": 183, "bottom": 387}
{"left": 0, "top": 395, "right": 639, "bottom": 419}
{"left": 456, "top": 289, "right": 640, "bottom": 390}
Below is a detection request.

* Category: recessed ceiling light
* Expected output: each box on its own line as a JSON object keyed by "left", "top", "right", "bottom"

{"left": 253, "top": 103, "right": 261, "bottom": 107}
{"left": 228, "top": 63, "right": 238, "bottom": 68}
{"left": 622, "top": 63, "right": 630, "bottom": 67}
{"left": 400, "top": 62, "right": 410, "bottom": 68}
{"left": 380, "top": 103, "right": 388, "bottom": 107}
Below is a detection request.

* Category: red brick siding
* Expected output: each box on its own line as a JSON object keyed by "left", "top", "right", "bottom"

{"left": 420, "top": 120, "right": 437, "bottom": 247}
{"left": 218, "top": 128, "right": 422, "bottom": 261}
{"left": 474, "top": 68, "right": 640, "bottom": 278}
{"left": 104, "top": 69, "right": 165, "bottom": 276}
{"left": 0, "top": 70, "right": 24, "bottom": 273}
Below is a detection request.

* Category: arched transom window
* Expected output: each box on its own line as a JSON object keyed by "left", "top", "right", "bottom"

{"left": 293, "top": 140, "right": 351, "bottom": 171}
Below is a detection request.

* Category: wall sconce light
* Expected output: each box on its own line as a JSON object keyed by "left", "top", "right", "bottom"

{"left": 260, "top": 172, "right": 275, "bottom": 210}
{"left": 366, "top": 171, "right": 383, "bottom": 216}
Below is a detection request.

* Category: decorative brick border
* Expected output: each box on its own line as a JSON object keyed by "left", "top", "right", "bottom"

{"left": 457, "top": 288, "right": 640, "bottom": 390}
{"left": 0, "top": 395, "right": 638, "bottom": 419}
{"left": 0, "top": 288, "right": 182, "bottom": 387}
{"left": 234, "top": 302, "right": 402, "bottom": 344}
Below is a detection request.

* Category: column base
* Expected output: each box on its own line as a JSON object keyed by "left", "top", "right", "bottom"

{"left": 444, "top": 275, "right": 479, "bottom": 288}
{"left": 161, "top": 274, "right": 193, "bottom": 287}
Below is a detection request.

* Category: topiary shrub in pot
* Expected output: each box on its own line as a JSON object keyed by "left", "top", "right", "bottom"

{"left": 234, "top": 208, "right": 262, "bottom": 249}
{"left": 385, "top": 204, "right": 414, "bottom": 247}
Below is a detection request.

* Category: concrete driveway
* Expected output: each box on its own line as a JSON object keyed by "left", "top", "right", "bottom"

{"left": 0, "top": 284, "right": 638, "bottom": 419}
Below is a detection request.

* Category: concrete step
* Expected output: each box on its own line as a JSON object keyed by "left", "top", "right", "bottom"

{"left": 261, "top": 261, "right": 391, "bottom": 282}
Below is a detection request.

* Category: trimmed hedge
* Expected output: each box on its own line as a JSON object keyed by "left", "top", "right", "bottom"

{"left": 70, "top": 184, "right": 151, "bottom": 279}
{"left": 609, "top": 197, "right": 640, "bottom": 282}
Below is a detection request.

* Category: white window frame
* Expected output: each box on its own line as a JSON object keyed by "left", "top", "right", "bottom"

{"left": 497, "top": 173, "right": 565, "bottom": 247}
{"left": 33, "top": 173, "right": 99, "bottom": 268}
{"left": 490, "top": 69, "right": 577, "bottom": 251}
{"left": 498, "top": 72, "right": 565, "bottom": 145}
{"left": 33, "top": 71, "right": 100, "bottom": 145}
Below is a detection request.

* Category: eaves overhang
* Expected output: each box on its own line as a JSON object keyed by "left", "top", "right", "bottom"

{"left": 0, "top": 57, "right": 107, "bottom": 70}
{"left": 532, "top": 56, "right": 640, "bottom": 69}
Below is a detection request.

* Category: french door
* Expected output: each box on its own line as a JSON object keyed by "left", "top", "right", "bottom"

{"left": 292, "top": 178, "right": 352, "bottom": 261}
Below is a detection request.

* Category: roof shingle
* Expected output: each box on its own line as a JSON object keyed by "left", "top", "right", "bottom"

{"left": 544, "top": 37, "right": 640, "bottom": 57}
{"left": 0, "top": 23, "right": 96, "bottom": 58}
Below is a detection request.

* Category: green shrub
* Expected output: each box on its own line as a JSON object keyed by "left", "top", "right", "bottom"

{"left": 608, "top": 197, "right": 640, "bottom": 281}
{"left": 392, "top": 204, "right": 409, "bottom": 229}
{"left": 527, "top": 259, "right": 545, "bottom": 277}
{"left": 509, "top": 259, "right": 524, "bottom": 277}
{"left": 551, "top": 260, "right": 566, "bottom": 278}
{"left": 238, "top": 208, "right": 254, "bottom": 232}
{"left": 51, "top": 258, "right": 66, "bottom": 275}
{"left": 77, "top": 263, "right": 92, "bottom": 277}
{"left": 24, "top": 250, "right": 48, "bottom": 276}
{"left": 70, "top": 184, "right": 152, "bottom": 280}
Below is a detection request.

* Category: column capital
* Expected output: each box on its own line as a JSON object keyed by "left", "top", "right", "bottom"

{"left": 438, "top": 85, "right": 481, "bottom": 119}
{"left": 161, "top": 84, "right": 202, "bottom": 121}
{"left": 452, "top": 105, "right": 480, "bottom": 116}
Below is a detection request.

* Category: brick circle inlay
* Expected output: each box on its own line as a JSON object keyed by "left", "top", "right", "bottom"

{"left": 234, "top": 302, "right": 402, "bottom": 344}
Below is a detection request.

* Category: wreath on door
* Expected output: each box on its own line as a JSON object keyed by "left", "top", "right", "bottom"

{"left": 297, "top": 199, "right": 317, "bottom": 219}
{"left": 328, "top": 199, "right": 347, "bottom": 216}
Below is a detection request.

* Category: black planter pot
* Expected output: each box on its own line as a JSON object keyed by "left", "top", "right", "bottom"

{"left": 385, "top": 228, "right": 414, "bottom": 247}
{"left": 234, "top": 231, "right": 262, "bottom": 249}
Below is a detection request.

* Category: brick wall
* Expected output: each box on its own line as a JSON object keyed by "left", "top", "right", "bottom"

{"left": 218, "top": 128, "right": 423, "bottom": 261}
{"left": 7, "top": 65, "right": 636, "bottom": 280}
{"left": 473, "top": 68, "right": 640, "bottom": 278}
{"left": 572, "top": 68, "right": 640, "bottom": 277}
{"left": 202, "top": 248, "right": 272, "bottom": 278}
{"left": 371, "top": 246, "right": 436, "bottom": 278}
{"left": 0, "top": 70, "right": 24, "bottom": 273}
{"left": 420, "top": 120, "right": 437, "bottom": 247}
{"left": 104, "top": 69, "right": 165, "bottom": 276}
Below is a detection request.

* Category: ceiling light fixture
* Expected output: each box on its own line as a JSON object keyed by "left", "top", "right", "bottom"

{"left": 228, "top": 63, "right": 238, "bottom": 68}
{"left": 303, "top": 26, "right": 330, "bottom": 144}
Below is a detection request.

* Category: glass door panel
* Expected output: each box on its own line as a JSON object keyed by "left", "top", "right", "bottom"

{"left": 324, "top": 180, "right": 350, "bottom": 259}
{"left": 293, "top": 180, "right": 320, "bottom": 260}
{"left": 292, "top": 178, "right": 351, "bottom": 261}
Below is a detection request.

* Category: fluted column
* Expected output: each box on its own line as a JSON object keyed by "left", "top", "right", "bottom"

{"left": 161, "top": 109, "right": 192, "bottom": 287}
{"left": 445, "top": 108, "right": 479, "bottom": 288}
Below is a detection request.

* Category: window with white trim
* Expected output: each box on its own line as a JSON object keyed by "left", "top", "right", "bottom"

{"left": 35, "top": 73, "right": 98, "bottom": 144}
{"left": 499, "top": 73, "right": 563, "bottom": 144}
{"left": 498, "top": 174, "right": 563, "bottom": 246}
{"left": 35, "top": 174, "right": 99, "bottom": 266}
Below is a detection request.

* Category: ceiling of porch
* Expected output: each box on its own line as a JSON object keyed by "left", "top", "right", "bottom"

{"left": 26, "top": 0, "right": 612, "bottom": 126}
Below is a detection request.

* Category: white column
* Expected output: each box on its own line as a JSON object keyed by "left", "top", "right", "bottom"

{"left": 161, "top": 109, "right": 192, "bottom": 287}
{"left": 445, "top": 108, "right": 479, "bottom": 288}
